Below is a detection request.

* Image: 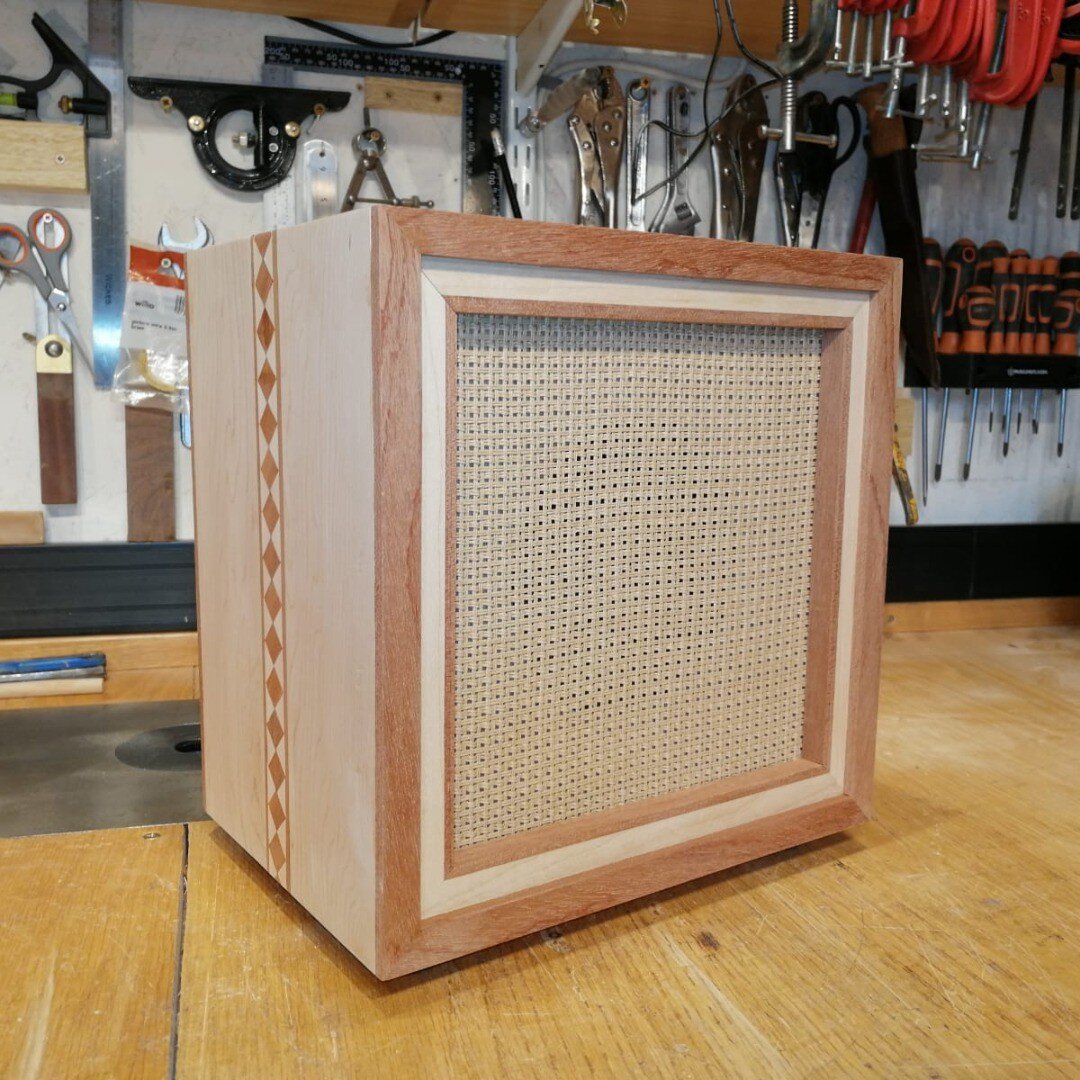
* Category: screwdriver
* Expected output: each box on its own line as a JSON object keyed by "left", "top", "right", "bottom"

{"left": 999, "top": 251, "right": 1028, "bottom": 456}
{"left": 936, "top": 239, "right": 976, "bottom": 481}
{"left": 921, "top": 238, "right": 944, "bottom": 503}
{"left": 975, "top": 241, "right": 1008, "bottom": 432}
{"left": 1032, "top": 256, "right": 1060, "bottom": 433}
{"left": 980, "top": 243, "right": 1010, "bottom": 432}
{"left": 957, "top": 283, "right": 996, "bottom": 478}
{"left": 1053, "top": 252, "right": 1080, "bottom": 456}
{"left": 1015, "top": 257, "right": 1041, "bottom": 433}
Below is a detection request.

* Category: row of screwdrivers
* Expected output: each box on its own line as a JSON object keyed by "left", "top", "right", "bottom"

{"left": 917, "top": 239, "right": 1080, "bottom": 498}
{"left": 923, "top": 240, "right": 1080, "bottom": 357}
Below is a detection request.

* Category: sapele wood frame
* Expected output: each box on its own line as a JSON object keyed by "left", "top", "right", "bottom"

{"left": 187, "top": 207, "right": 900, "bottom": 979}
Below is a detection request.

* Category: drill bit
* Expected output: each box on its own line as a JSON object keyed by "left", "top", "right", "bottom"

{"left": 1059, "top": 391, "right": 1069, "bottom": 457}
{"left": 1003, "top": 388, "right": 1013, "bottom": 456}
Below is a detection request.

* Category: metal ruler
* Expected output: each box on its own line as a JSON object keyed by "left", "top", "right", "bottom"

{"left": 87, "top": 0, "right": 125, "bottom": 388}
{"left": 263, "top": 36, "right": 505, "bottom": 216}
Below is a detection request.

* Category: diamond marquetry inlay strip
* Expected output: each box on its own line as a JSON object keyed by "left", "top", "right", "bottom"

{"left": 252, "top": 230, "right": 290, "bottom": 888}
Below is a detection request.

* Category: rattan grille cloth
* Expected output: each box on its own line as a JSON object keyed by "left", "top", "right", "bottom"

{"left": 451, "top": 314, "right": 823, "bottom": 850}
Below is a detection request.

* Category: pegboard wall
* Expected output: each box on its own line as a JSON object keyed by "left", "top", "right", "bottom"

{"left": 0, "top": 0, "right": 1076, "bottom": 543}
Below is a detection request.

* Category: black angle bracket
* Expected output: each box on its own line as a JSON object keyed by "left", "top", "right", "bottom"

{"left": 127, "top": 77, "right": 351, "bottom": 191}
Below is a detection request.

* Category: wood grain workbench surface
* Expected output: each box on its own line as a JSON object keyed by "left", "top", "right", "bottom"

{"left": 1, "top": 627, "right": 1078, "bottom": 1078}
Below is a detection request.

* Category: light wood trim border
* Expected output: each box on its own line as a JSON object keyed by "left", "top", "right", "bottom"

{"left": 444, "top": 295, "right": 852, "bottom": 330}
{"left": 449, "top": 760, "right": 828, "bottom": 876}
{"left": 372, "top": 206, "right": 900, "bottom": 980}
{"left": 885, "top": 597, "right": 1080, "bottom": 633}
{"left": 0, "top": 632, "right": 198, "bottom": 712}
{"left": 441, "top": 299, "right": 853, "bottom": 878}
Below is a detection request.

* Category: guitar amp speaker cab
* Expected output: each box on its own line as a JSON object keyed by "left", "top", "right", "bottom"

{"left": 187, "top": 208, "right": 900, "bottom": 979}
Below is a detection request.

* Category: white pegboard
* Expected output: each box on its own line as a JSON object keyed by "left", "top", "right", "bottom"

{"left": 0, "top": 3, "right": 1076, "bottom": 540}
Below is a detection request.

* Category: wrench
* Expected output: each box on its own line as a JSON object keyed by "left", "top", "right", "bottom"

{"left": 651, "top": 85, "right": 701, "bottom": 235}
{"left": 625, "top": 78, "right": 650, "bottom": 230}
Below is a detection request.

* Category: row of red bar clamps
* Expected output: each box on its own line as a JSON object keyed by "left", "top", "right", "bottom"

{"left": 829, "top": 0, "right": 1078, "bottom": 172}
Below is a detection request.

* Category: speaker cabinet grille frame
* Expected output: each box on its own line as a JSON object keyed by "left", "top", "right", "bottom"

{"left": 187, "top": 207, "right": 900, "bottom": 980}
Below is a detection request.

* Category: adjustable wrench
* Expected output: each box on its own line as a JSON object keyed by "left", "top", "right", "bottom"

{"left": 625, "top": 78, "right": 651, "bottom": 230}
{"left": 651, "top": 85, "right": 701, "bottom": 235}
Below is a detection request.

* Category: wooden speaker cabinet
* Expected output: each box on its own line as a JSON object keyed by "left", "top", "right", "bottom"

{"left": 187, "top": 208, "right": 900, "bottom": 979}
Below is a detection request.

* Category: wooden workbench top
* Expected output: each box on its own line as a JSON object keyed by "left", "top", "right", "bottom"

{"left": 2, "top": 627, "right": 1078, "bottom": 1078}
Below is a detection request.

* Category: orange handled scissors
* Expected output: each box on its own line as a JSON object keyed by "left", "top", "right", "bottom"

{"left": 0, "top": 208, "right": 89, "bottom": 368}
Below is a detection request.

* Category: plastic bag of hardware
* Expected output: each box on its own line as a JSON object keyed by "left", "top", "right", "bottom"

{"left": 113, "top": 245, "right": 189, "bottom": 413}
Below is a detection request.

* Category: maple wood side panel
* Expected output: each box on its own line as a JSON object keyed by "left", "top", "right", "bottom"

{"left": 187, "top": 239, "right": 268, "bottom": 866}
{"left": 274, "top": 213, "right": 378, "bottom": 970}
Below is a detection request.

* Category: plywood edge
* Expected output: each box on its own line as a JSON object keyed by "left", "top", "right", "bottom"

{"left": 884, "top": 597, "right": 1080, "bottom": 633}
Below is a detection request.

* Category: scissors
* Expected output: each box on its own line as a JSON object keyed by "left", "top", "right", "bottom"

{"left": 0, "top": 209, "right": 89, "bottom": 369}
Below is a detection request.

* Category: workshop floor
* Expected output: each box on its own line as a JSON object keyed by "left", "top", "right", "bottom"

{"left": 0, "top": 627, "right": 1077, "bottom": 1077}
{"left": 0, "top": 699, "right": 206, "bottom": 838}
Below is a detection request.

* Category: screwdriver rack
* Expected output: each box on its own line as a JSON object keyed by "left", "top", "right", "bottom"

{"left": 905, "top": 354, "right": 1080, "bottom": 391}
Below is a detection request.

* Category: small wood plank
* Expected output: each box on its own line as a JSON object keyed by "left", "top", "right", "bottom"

{"left": 0, "top": 668, "right": 197, "bottom": 712}
{"left": 145, "top": 0, "right": 421, "bottom": 26}
{"left": 0, "top": 119, "right": 87, "bottom": 194}
{"left": 0, "top": 632, "right": 199, "bottom": 712}
{"left": 424, "top": 0, "right": 787, "bottom": 57}
{"left": 0, "top": 512, "right": 45, "bottom": 545}
{"left": 885, "top": 596, "right": 1080, "bottom": 633}
{"left": 0, "top": 825, "right": 183, "bottom": 1078}
{"left": 0, "top": 631, "right": 197, "bottom": 669}
{"left": 36, "top": 372, "right": 77, "bottom": 506}
{"left": 125, "top": 406, "right": 176, "bottom": 542}
{"left": 364, "top": 76, "right": 463, "bottom": 116}
{"left": 0, "top": 676, "right": 103, "bottom": 700}
{"left": 894, "top": 394, "right": 915, "bottom": 457}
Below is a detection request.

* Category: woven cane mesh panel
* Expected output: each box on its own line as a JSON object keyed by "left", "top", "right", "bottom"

{"left": 451, "top": 314, "right": 823, "bottom": 850}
